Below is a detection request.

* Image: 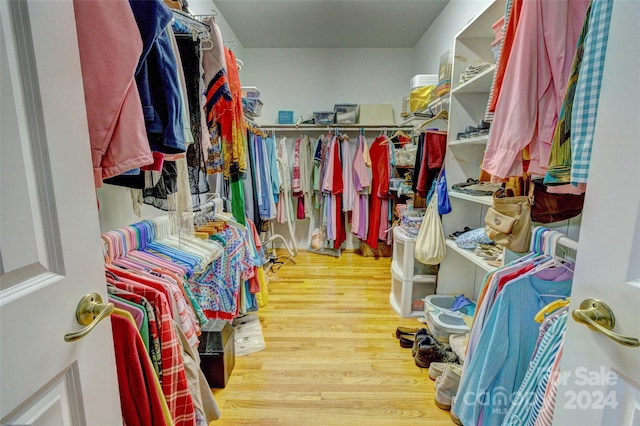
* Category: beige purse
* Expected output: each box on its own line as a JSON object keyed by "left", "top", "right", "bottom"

{"left": 484, "top": 189, "right": 532, "bottom": 253}
{"left": 415, "top": 193, "right": 446, "bottom": 265}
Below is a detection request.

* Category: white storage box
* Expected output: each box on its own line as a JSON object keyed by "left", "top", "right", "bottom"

{"left": 410, "top": 74, "right": 438, "bottom": 91}
{"left": 423, "top": 295, "right": 471, "bottom": 343}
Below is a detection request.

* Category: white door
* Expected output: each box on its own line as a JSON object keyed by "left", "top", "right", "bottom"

{"left": 0, "top": 1, "right": 121, "bottom": 424}
{"left": 554, "top": 1, "right": 640, "bottom": 425}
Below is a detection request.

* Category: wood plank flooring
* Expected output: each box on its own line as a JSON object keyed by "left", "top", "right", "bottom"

{"left": 212, "top": 251, "right": 454, "bottom": 425}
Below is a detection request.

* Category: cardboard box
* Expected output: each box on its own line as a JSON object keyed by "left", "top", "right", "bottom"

{"left": 357, "top": 104, "right": 394, "bottom": 125}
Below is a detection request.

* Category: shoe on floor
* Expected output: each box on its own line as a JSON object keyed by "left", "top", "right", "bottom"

{"left": 415, "top": 336, "right": 458, "bottom": 368}
{"left": 411, "top": 328, "right": 434, "bottom": 356}
{"left": 428, "top": 361, "right": 456, "bottom": 381}
{"left": 434, "top": 364, "right": 463, "bottom": 410}
{"left": 449, "top": 334, "right": 468, "bottom": 364}
{"left": 450, "top": 396, "right": 463, "bottom": 425}
{"left": 395, "top": 326, "right": 419, "bottom": 339}
{"left": 399, "top": 334, "right": 415, "bottom": 348}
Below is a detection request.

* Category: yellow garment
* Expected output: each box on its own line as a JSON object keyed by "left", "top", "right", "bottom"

{"left": 409, "top": 86, "right": 435, "bottom": 112}
{"left": 112, "top": 309, "right": 174, "bottom": 426}
{"left": 256, "top": 266, "right": 269, "bottom": 307}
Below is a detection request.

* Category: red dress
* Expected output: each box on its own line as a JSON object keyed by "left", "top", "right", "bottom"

{"left": 365, "top": 136, "right": 390, "bottom": 248}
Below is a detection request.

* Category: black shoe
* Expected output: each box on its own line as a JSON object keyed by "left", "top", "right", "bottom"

{"left": 415, "top": 338, "right": 458, "bottom": 368}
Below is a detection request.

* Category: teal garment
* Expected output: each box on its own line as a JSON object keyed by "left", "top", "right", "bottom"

{"left": 453, "top": 274, "right": 572, "bottom": 426}
{"left": 179, "top": 276, "right": 208, "bottom": 326}
{"left": 110, "top": 294, "right": 150, "bottom": 353}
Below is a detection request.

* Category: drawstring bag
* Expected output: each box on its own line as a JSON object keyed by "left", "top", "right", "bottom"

{"left": 415, "top": 193, "right": 446, "bottom": 265}
{"left": 436, "top": 169, "right": 452, "bottom": 215}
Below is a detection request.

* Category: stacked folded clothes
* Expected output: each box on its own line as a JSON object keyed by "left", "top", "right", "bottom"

{"left": 458, "top": 62, "right": 493, "bottom": 84}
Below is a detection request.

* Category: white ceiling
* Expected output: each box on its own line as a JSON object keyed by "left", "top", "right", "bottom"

{"left": 211, "top": 0, "right": 450, "bottom": 48}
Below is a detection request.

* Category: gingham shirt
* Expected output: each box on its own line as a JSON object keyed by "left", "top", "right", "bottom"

{"left": 571, "top": 0, "right": 614, "bottom": 184}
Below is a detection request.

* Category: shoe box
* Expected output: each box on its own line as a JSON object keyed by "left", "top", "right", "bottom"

{"left": 198, "top": 319, "right": 235, "bottom": 388}
{"left": 423, "top": 295, "right": 472, "bottom": 343}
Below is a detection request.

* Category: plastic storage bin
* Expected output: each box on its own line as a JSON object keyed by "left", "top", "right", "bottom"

{"left": 423, "top": 295, "right": 471, "bottom": 343}
{"left": 241, "top": 86, "right": 261, "bottom": 99}
{"left": 313, "top": 111, "right": 335, "bottom": 124}
{"left": 242, "top": 98, "right": 263, "bottom": 117}
{"left": 334, "top": 104, "right": 358, "bottom": 123}
{"left": 278, "top": 110, "right": 294, "bottom": 124}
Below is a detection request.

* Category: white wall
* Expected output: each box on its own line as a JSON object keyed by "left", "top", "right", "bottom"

{"left": 413, "top": 0, "right": 493, "bottom": 75}
{"left": 241, "top": 48, "right": 414, "bottom": 125}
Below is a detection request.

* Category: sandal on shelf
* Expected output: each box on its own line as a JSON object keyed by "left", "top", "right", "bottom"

{"left": 448, "top": 226, "right": 472, "bottom": 240}
{"left": 451, "top": 179, "right": 479, "bottom": 193}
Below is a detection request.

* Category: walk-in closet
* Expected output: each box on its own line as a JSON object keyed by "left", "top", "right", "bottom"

{"left": 1, "top": 0, "right": 638, "bottom": 425}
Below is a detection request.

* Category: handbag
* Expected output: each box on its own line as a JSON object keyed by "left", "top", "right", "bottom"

{"left": 484, "top": 188, "right": 531, "bottom": 253}
{"left": 436, "top": 169, "right": 452, "bottom": 215}
{"left": 527, "top": 178, "right": 585, "bottom": 223}
{"left": 415, "top": 193, "right": 446, "bottom": 265}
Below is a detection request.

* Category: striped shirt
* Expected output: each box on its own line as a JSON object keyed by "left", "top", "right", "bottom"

{"left": 501, "top": 313, "right": 567, "bottom": 425}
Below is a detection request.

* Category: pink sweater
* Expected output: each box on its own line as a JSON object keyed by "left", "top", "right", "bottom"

{"left": 74, "top": 0, "right": 153, "bottom": 187}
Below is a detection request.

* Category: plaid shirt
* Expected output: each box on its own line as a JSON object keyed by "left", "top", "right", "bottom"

{"left": 107, "top": 284, "right": 162, "bottom": 381}
{"left": 108, "top": 267, "right": 196, "bottom": 426}
{"left": 111, "top": 260, "right": 201, "bottom": 349}
{"left": 571, "top": 0, "right": 614, "bottom": 184}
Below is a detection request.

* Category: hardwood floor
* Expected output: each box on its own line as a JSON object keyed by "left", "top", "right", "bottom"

{"left": 211, "top": 251, "right": 454, "bottom": 425}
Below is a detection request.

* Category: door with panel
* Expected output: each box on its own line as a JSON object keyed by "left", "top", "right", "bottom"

{"left": 554, "top": 1, "right": 640, "bottom": 424}
{"left": 1, "top": 1, "right": 121, "bottom": 424}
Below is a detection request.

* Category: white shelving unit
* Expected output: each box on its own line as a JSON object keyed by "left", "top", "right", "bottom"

{"left": 390, "top": 227, "right": 437, "bottom": 317}
{"left": 444, "top": 240, "right": 498, "bottom": 273}
{"left": 437, "top": 0, "right": 506, "bottom": 300}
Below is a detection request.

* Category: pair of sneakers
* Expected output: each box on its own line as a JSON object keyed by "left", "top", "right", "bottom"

{"left": 412, "top": 329, "right": 458, "bottom": 368}
{"left": 429, "top": 363, "right": 463, "bottom": 411}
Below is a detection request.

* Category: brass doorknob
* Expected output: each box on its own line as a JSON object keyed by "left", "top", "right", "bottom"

{"left": 572, "top": 299, "right": 640, "bottom": 348}
{"left": 64, "top": 293, "right": 114, "bottom": 342}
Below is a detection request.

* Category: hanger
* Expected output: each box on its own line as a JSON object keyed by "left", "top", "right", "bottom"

{"left": 534, "top": 298, "right": 570, "bottom": 323}
{"left": 172, "top": 10, "right": 211, "bottom": 36}
{"left": 391, "top": 129, "right": 410, "bottom": 139}
{"left": 415, "top": 110, "right": 448, "bottom": 132}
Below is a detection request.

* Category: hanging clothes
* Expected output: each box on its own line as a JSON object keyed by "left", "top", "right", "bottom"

{"left": 482, "top": 0, "right": 590, "bottom": 179}
{"left": 341, "top": 135, "right": 355, "bottom": 212}
{"left": 487, "top": 0, "right": 523, "bottom": 115}
{"left": 111, "top": 313, "right": 170, "bottom": 426}
{"left": 502, "top": 312, "right": 568, "bottom": 426}
{"left": 352, "top": 134, "right": 371, "bottom": 240}
{"left": 107, "top": 270, "right": 197, "bottom": 426}
{"left": 276, "top": 136, "right": 295, "bottom": 224}
{"left": 73, "top": 0, "right": 153, "bottom": 187}
{"left": 415, "top": 130, "right": 447, "bottom": 197}
{"left": 543, "top": 0, "right": 592, "bottom": 189}
{"left": 454, "top": 260, "right": 573, "bottom": 426}
{"left": 364, "top": 136, "right": 391, "bottom": 249}
{"left": 570, "top": 0, "right": 614, "bottom": 185}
